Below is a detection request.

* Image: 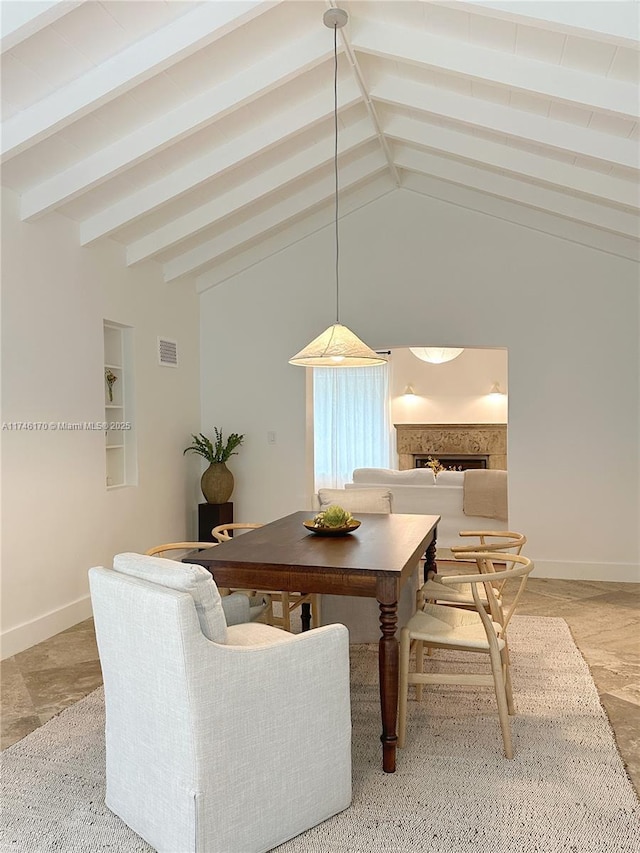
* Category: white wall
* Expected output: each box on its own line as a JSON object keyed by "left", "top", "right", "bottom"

{"left": 200, "top": 189, "right": 639, "bottom": 583}
{"left": 390, "top": 346, "right": 508, "bottom": 427}
{"left": 1, "top": 189, "right": 201, "bottom": 657}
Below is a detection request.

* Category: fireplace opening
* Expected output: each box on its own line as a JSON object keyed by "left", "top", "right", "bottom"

{"left": 396, "top": 425, "right": 507, "bottom": 471}
{"left": 415, "top": 454, "right": 489, "bottom": 471}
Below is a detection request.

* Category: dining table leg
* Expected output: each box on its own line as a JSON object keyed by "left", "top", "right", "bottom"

{"left": 424, "top": 528, "right": 438, "bottom": 579}
{"left": 300, "top": 601, "right": 311, "bottom": 632}
{"left": 377, "top": 577, "right": 399, "bottom": 773}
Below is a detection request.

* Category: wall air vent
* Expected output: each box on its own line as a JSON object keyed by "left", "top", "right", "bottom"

{"left": 158, "top": 337, "right": 178, "bottom": 367}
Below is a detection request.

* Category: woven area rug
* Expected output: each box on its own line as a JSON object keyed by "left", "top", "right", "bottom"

{"left": 1, "top": 616, "right": 638, "bottom": 853}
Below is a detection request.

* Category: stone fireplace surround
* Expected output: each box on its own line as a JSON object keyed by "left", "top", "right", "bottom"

{"left": 395, "top": 424, "right": 507, "bottom": 470}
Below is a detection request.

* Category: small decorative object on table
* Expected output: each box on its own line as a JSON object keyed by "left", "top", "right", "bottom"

{"left": 105, "top": 368, "right": 118, "bottom": 403}
{"left": 304, "top": 504, "right": 361, "bottom": 536}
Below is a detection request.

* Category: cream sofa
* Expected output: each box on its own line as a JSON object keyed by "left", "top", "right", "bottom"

{"left": 345, "top": 467, "right": 508, "bottom": 556}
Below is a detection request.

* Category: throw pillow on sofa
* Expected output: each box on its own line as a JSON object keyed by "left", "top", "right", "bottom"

{"left": 434, "top": 470, "right": 465, "bottom": 485}
{"left": 318, "top": 488, "right": 392, "bottom": 514}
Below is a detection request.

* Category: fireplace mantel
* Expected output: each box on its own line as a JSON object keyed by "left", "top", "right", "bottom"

{"left": 395, "top": 424, "right": 507, "bottom": 470}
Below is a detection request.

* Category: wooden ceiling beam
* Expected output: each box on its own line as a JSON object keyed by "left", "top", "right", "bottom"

{"left": 1, "top": 1, "right": 280, "bottom": 161}
{"left": 352, "top": 19, "right": 638, "bottom": 119}
{"left": 373, "top": 75, "right": 639, "bottom": 170}
{"left": 0, "top": 0, "right": 83, "bottom": 53}
{"left": 445, "top": 1, "right": 640, "bottom": 49}
{"left": 163, "top": 149, "right": 387, "bottom": 282}
{"left": 395, "top": 144, "right": 639, "bottom": 238}
{"left": 80, "top": 78, "right": 362, "bottom": 246}
{"left": 127, "top": 118, "right": 376, "bottom": 265}
{"left": 385, "top": 114, "right": 638, "bottom": 209}
{"left": 195, "top": 176, "right": 395, "bottom": 293}
{"left": 19, "top": 29, "right": 333, "bottom": 221}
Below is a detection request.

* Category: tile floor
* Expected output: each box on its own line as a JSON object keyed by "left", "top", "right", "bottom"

{"left": 1, "top": 577, "right": 639, "bottom": 795}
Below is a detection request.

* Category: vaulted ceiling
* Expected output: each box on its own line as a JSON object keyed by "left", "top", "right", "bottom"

{"left": 2, "top": 1, "right": 638, "bottom": 293}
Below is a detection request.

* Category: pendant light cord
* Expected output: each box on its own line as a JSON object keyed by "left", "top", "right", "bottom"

{"left": 332, "top": 22, "right": 340, "bottom": 325}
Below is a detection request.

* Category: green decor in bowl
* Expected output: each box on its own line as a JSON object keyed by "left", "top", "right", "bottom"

{"left": 303, "top": 519, "right": 361, "bottom": 536}
{"left": 304, "top": 504, "right": 361, "bottom": 535}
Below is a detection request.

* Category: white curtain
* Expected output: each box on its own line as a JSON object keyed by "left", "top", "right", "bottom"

{"left": 313, "top": 364, "right": 391, "bottom": 490}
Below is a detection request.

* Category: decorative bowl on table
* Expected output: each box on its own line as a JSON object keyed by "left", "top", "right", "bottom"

{"left": 303, "top": 519, "right": 361, "bottom": 536}
{"left": 303, "top": 504, "right": 361, "bottom": 536}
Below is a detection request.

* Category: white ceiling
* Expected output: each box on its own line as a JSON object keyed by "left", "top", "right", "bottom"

{"left": 2, "top": 0, "right": 639, "bottom": 291}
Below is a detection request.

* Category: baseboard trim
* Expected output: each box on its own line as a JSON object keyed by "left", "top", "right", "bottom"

{"left": 1, "top": 558, "right": 637, "bottom": 660}
{"left": 532, "top": 560, "right": 639, "bottom": 583}
{"left": 0, "top": 595, "right": 93, "bottom": 659}
{"left": 437, "top": 551, "right": 638, "bottom": 583}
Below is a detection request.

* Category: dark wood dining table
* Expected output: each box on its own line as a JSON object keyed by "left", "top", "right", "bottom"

{"left": 184, "top": 509, "right": 439, "bottom": 773}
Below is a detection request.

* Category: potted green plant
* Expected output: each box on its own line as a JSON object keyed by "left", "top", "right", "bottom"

{"left": 184, "top": 428, "right": 244, "bottom": 504}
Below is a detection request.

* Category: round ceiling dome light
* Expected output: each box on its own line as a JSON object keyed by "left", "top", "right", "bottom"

{"left": 409, "top": 347, "right": 464, "bottom": 364}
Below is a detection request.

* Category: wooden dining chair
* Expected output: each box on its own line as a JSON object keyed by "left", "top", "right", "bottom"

{"left": 398, "top": 553, "right": 534, "bottom": 759}
{"left": 211, "top": 524, "right": 320, "bottom": 632}
{"left": 417, "top": 530, "right": 527, "bottom": 613}
{"left": 145, "top": 542, "right": 270, "bottom": 623}
{"left": 451, "top": 530, "right": 527, "bottom": 568}
{"left": 415, "top": 531, "right": 527, "bottom": 681}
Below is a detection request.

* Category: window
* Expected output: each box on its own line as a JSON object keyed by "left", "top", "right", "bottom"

{"left": 313, "top": 364, "right": 391, "bottom": 490}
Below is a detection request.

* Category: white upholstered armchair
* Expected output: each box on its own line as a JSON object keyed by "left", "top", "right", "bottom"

{"left": 88, "top": 553, "right": 352, "bottom": 853}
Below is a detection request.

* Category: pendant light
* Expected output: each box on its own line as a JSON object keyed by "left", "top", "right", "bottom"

{"left": 289, "top": 9, "right": 387, "bottom": 369}
{"left": 410, "top": 347, "right": 464, "bottom": 364}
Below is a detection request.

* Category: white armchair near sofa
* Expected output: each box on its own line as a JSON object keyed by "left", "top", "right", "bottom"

{"left": 345, "top": 467, "right": 509, "bottom": 556}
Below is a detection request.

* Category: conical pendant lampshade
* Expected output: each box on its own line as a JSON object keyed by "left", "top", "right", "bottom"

{"left": 289, "top": 9, "right": 387, "bottom": 369}
{"left": 289, "top": 323, "right": 387, "bottom": 367}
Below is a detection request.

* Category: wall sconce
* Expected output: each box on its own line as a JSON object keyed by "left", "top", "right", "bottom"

{"left": 403, "top": 384, "right": 416, "bottom": 396}
{"left": 488, "top": 382, "right": 505, "bottom": 395}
